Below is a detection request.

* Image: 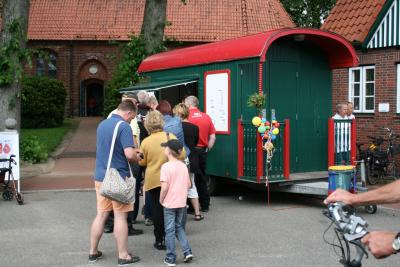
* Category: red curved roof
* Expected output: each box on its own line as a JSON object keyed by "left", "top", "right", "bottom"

{"left": 138, "top": 28, "right": 359, "bottom": 73}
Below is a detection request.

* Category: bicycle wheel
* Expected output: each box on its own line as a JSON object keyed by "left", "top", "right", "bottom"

{"left": 367, "top": 167, "right": 380, "bottom": 185}
{"left": 386, "top": 161, "right": 398, "bottom": 179}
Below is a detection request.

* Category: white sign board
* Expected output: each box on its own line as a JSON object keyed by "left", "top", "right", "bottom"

{"left": 204, "top": 70, "right": 230, "bottom": 134}
{"left": 0, "top": 132, "right": 20, "bottom": 189}
{"left": 378, "top": 103, "right": 390, "bottom": 112}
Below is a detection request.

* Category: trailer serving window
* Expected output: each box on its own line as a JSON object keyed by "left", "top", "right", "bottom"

{"left": 120, "top": 78, "right": 198, "bottom": 107}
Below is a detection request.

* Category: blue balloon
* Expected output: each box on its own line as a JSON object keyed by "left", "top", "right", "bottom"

{"left": 271, "top": 135, "right": 276, "bottom": 141}
{"left": 261, "top": 118, "right": 267, "bottom": 123}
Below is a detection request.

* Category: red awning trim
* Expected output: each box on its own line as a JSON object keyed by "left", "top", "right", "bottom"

{"left": 138, "top": 28, "right": 358, "bottom": 73}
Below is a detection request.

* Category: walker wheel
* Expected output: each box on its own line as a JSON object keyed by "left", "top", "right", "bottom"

{"left": 365, "top": 205, "right": 377, "bottom": 214}
{"left": 2, "top": 190, "right": 13, "bottom": 201}
{"left": 16, "top": 193, "right": 24, "bottom": 205}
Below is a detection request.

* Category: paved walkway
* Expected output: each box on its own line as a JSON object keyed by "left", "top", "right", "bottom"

{"left": 21, "top": 117, "right": 101, "bottom": 191}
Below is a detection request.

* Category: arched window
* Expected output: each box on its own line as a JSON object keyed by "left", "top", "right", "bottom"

{"left": 36, "top": 50, "right": 57, "bottom": 78}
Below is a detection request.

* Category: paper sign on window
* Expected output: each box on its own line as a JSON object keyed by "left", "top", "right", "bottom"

{"left": 204, "top": 70, "right": 231, "bottom": 134}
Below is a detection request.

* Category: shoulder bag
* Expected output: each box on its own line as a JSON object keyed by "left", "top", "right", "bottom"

{"left": 100, "top": 121, "right": 136, "bottom": 204}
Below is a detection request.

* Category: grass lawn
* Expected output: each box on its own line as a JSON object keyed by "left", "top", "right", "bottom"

{"left": 21, "top": 118, "right": 78, "bottom": 155}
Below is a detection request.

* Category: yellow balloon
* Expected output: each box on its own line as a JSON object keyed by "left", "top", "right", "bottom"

{"left": 252, "top": 116, "right": 262, "bottom": 127}
{"left": 272, "top": 128, "right": 279, "bottom": 135}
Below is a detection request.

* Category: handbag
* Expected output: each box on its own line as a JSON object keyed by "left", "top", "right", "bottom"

{"left": 100, "top": 121, "right": 136, "bottom": 204}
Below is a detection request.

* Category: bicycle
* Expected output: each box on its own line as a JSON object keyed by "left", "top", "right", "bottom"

{"left": 367, "top": 128, "right": 400, "bottom": 185}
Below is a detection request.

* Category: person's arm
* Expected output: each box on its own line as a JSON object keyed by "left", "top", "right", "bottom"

{"left": 138, "top": 142, "right": 147, "bottom": 166}
{"left": 124, "top": 147, "right": 142, "bottom": 162}
{"left": 159, "top": 165, "right": 168, "bottom": 204}
{"left": 324, "top": 180, "right": 400, "bottom": 206}
{"left": 160, "top": 181, "right": 168, "bottom": 204}
{"left": 361, "top": 231, "right": 397, "bottom": 259}
{"left": 120, "top": 123, "right": 141, "bottom": 162}
{"left": 207, "top": 134, "right": 216, "bottom": 151}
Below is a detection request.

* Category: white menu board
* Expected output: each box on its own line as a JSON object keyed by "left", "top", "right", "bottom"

{"left": 204, "top": 70, "right": 230, "bottom": 134}
{"left": 0, "top": 132, "right": 20, "bottom": 187}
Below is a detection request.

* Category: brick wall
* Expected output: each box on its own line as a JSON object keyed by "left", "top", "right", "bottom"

{"left": 26, "top": 40, "right": 121, "bottom": 116}
{"left": 332, "top": 47, "right": 400, "bottom": 146}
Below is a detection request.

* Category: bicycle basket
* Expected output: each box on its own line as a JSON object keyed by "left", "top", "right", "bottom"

{"left": 391, "top": 144, "right": 400, "bottom": 155}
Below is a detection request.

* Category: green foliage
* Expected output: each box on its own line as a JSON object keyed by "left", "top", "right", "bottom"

{"left": 0, "top": 18, "right": 31, "bottom": 88}
{"left": 20, "top": 136, "right": 48, "bottom": 164}
{"left": 21, "top": 76, "right": 67, "bottom": 128}
{"left": 21, "top": 119, "right": 75, "bottom": 157}
{"left": 247, "top": 92, "right": 266, "bottom": 113}
{"left": 281, "top": 0, "right": 336, "bottom": 28}
{"left": 104, "top": 35, "right": 165, "bottom": 116}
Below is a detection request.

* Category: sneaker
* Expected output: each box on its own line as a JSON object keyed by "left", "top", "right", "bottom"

{"left": 128, "top": 227, "right": 143, "bottom": 236}
{"left": 145, "top": 218, "right": 153, "bottom": 226}
{"left": 164, "top": 258, "right": 176, "bottom": 267}
{"left": 118, "top": 255, "right": 141, "bottom": 266}
{"left": 153, "top": 242, "right": 166, "bottom": 250}
{"left": 184, "top": 253, "right": 193, "bottom": 263}
{"left": 88, "top": 251, "right": 103, "bottom": 263}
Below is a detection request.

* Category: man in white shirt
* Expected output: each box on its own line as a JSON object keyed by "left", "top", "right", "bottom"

{"left": 332, "top": 103, "right": 348, "bottom": 120}
{"left": 347, "top": 101, "right": 355, "bottom": 119}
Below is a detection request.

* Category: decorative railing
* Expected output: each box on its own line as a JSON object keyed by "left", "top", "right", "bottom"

{"left": 238, "top": 119, "right": 290, "bottom": 182}
{"left": 328, "top": 119, "right": 356, "bottom": 166}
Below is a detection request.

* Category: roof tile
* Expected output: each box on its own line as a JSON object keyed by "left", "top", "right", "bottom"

{"left": 28, "top": 0, "right": 294, "bottom": 42}
{"left": 322, "top": 0, "right": 386, "bottom": 43}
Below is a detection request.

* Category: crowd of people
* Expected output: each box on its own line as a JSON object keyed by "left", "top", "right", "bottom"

{"left": 89, "top": 91, "right": 216, "bottom": 266}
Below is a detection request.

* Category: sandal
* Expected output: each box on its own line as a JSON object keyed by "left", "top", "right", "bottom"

{"left": 194, "top": 214, "right": 204, "bottom": 221}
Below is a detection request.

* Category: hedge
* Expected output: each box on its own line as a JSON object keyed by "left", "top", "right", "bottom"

{"left": 21, "top": 76, "right": 66, "bottom": 128}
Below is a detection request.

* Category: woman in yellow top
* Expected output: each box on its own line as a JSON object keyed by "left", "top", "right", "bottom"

{"left": 139, "top": 110, "right": 185, "bottom": 250}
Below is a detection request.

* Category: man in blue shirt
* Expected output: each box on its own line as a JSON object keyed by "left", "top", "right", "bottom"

{"left": 89, "top": 100, "right": 143, "bottom": 266}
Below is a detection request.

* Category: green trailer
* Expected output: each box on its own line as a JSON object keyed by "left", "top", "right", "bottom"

{"left": 122, "top": 28, "right": 359, "bottom": 194}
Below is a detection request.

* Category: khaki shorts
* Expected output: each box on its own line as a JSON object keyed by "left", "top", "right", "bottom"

{"left": 94, "top": 181, "right": 133, "bottom": 212}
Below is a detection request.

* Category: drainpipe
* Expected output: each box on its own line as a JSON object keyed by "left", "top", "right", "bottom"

{"left": 69, "top": 40, "right": 74, "bottom": 117}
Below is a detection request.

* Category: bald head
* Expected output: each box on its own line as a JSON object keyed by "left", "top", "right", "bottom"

{"left": 184, "top": 96, "right": 199, "bottom": 108}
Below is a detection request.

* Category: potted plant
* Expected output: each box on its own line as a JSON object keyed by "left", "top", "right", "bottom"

{"left": 247, "top": 92, "right": 266, "bottom": 115}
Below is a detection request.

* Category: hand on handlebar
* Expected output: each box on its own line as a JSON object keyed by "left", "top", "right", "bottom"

{"left": 324, "top": 189, "right": 356, "bottom": 206}
{"left": 361, "top": 231, "right": 397, "bottom": 259}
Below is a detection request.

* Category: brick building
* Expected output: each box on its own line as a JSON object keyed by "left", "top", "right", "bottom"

{"left": 26, "top": 0, "right": 294, "bottom": 117}
{"left": 322, "top": 0, "right": 400, "bottom": 144}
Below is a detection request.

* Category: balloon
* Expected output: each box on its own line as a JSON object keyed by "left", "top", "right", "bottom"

{"left": 272, "top": 128, "right": 279, "bottom": 135}
{"left": 271, "top": 135, "right": 276, "bottom": 141}
{"left": 274, "top": 122, "right": 280, "bottom": 128}
{"left": 261, "top": 118, "right": 267, "bottom": 123}
{"left": 272, "top": 120, "right": 277, "bottom": 124}
{"left": 252, "top": 116, "right": 262, "bottom": 127}
{"left": 263, "top": 134, "right": 269, "bottom": 140}
{"left": 265, "top": 125, "right": 270, "bottom": 130}
{"left": 265, "top": 121, "right": 270, "bottom": 126}
{"left": 258, "top": 126, "right": 267, "bottom": 133}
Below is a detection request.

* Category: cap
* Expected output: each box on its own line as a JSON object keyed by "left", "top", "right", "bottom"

{"left": 161, "top": 139, "right": 183, "bottom": 155}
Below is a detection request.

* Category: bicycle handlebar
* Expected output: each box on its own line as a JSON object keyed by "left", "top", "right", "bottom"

{"left": 324, "top": 202, "right": 369, "bottom": 267}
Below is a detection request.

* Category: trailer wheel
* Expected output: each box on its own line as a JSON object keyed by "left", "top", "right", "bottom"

{"left": 365, "top": 205, "right": 377, "bottom": 214}
{"left": 207, "top": 176, "right": 220, "bottom": 196}
{"left": 16, "top": 193, "right": 24, "bottom": 205}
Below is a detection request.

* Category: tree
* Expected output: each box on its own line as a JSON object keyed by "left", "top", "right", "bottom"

{"left": 141, "top": 0, "right": 168, "bottom": 54}
{"left": 0, "top": 0, "right": 30, "bottom": 131}
{"left": 281, "top": 0, "right": 336, "bottom": 28}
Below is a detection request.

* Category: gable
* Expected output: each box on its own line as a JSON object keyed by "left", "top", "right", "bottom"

{"left": 365, "top": 0, "right": 399, "bottom": 48}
